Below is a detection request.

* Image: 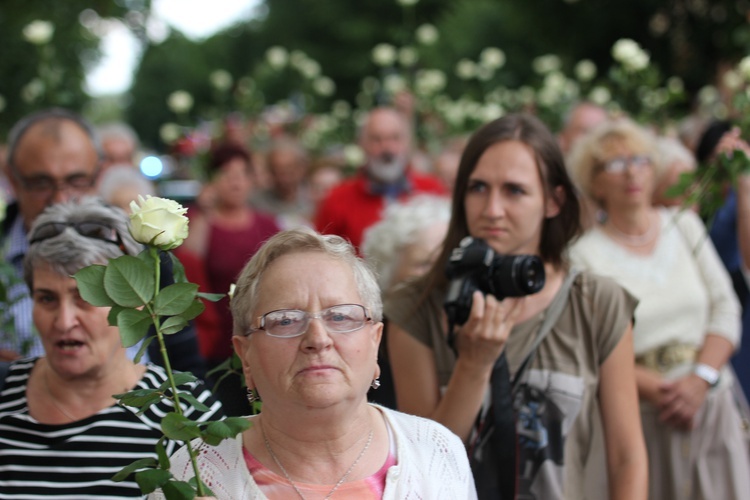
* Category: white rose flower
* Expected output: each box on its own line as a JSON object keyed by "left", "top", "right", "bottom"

{"left": 313, "top": 76, "right": 336, "bottom": 96}
{"left": 532, "top": 54, "right": 561, "bottom": 75}
{"left": 589, "top": 86, "right": 611, "bottom": 105}
{"left": 129, "top": 195, "right": 189, "bottom": 250}
{"left": 416, "top": 24, "right": 439, "bottom": 45}
{"left": 480, "top": 47, "right": 506, "bottom": 70}
{"left": 738, "top": 56, "right": 750, "bottom": 81}
{"left": 298, "top": 59, "right": 321, "bottom": 79}
{"left": 266, "top": 46, "right": 289, "bottom": 69}
{"left": 167, "top": 90, "right": 193, "bottom": 114}
{"left": 21, "top": 79, "right": 45, "bottom": 104}
{"left": 414, "top": 69, "right": 446, "bottom": 96}
{"left": 612, "top": 38, "right": 649, "bottom": 72}
{"left": 723, "top": 70, "right": 743, "bottom": 91}
{"left": 23, "top": 20, "right": 54, "bottom": 45}
{"left": 343, "top": 144, "right": 365, "bottom": 166}
{"left": 383, "top": 73, "right": 407, "bottom": 94}
{"left": 209, "top": 70, "right": 233, "bottom": 91}
{"left": 372, "top": 43, "right": 397, "bottom": 66}
{"left": 667, "top": 76, "right": 684, "bottom": 94}
{"left": 456, "top": 59, "right": 478, "bottom": 80}
{"left": 159, "top": 123, "right": 182, "bottom": 144}
{"left": 331, "top": 100, "right": 351, "bottom": 119}
{"left": 398, "top": 46, "right": 418, "bottom": 67}
{"left": 574, "top": 59, "right": 597, "bottom": 82}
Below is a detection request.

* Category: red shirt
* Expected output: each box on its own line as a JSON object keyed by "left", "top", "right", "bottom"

{"left": 314, "top": 170, "right": 447, "bottom": 252}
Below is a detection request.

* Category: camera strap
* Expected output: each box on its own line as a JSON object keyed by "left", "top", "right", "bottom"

{"left": 475, "top": 268, "right": 580, "bottom": 499}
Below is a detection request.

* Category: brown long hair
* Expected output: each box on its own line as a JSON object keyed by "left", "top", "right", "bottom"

{"left": 423, "top": 113, "right": 582, "bottom": 293}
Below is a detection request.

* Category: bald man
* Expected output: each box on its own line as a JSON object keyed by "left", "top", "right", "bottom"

{"left": 314, "top": 107, "right": 446, "bottom": 251}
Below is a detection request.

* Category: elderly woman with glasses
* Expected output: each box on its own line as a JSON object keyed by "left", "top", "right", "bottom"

{"left": 153, "top": 227, "right": 476, "bottom": 500}
{"left": 0, "top": 197, "right": 223, "bottom": 499}
{"left": 567, "top": 119, "right": 750, "bottom": 499}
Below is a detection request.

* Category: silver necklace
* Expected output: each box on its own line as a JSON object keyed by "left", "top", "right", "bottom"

{"left": 261, "top": 422, "right": 374, "bottom": 500}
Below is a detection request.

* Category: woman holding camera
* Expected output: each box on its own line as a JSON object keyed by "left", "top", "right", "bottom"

{"left": 385, "top": 113, "right": 647, "bottom": 499}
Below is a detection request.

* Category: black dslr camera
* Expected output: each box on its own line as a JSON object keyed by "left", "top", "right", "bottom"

{"left": 443, "top": 236, "right": 545, "bottom": 327}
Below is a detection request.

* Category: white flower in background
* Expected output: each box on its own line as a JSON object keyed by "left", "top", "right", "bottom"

{"left": 129, "top": 195, "right": 189, "bottom": 251}
{"left": 343, "top": 144, "right": 365, "bottom": 166}
{"left": 21, "top": 78, "right": 45, "bottom": 104}
{"left": 361, "top": 76, "right": 380, "bottom": 94}
{"left": 0, "top": 94, "right": 6, "bottom": 113}
{"left": 416, "top": 24, "right": 438, "bottom": 45}
{"left": 313, "top": 76, "right": 336, "bottom": 96}
{"left": 738, "top": 56, "right": 750, "bottom": 81}
{"left": 518, "top": 86, "right": 536, "bottom": 106}
{"left": 532, "top": 54, "right": 561, "bottom": 75}
{"left": 331, "top": 100, "right": 351, "bottom": 119}
{"left": 574, "top": 59, "right": 597, "bottom": 82}
{"left": 298, "top": 59, "right": 321, "bottom": 79}
{"left": 398, "top": 46, "right": 418, "bottom": 67}
{"left": 480, "top": 47, "right": 506, "bottom": 70}
{"left": 697, "top": 85, "right": 720, "bottom": 106}
{"left": 480, "top": 103, "right": 504, "bottom": 122}
{"left": 397, "top": 0, "right": 419, "bottom": 6}
{"left": 167, "top": 90, "right": 193, "bottom": 114}
{"left": 723, "top": 70, "right": 743, "bottom": 91}
{"left": 456, "top": 58, "right": 478, "bottom": 80}
{"left": 589, "top": 86, "right": 611, "bottom": 105}
{"left": 209, "top": 70, "right": 233, "bottom": 91}
{"left": 383, "top": 73, "right": 407, "bottom": 94}
{"left": 611, "top": 38, "right": 649, "bottom": 72}
{"left": 372, "top": 43, "right": 397, "bottom": 66}
{"left": 666, "top": 76, "right": 684, "bottom": 94}
{"left": 414, "top": 69, "right": 446, "bottom": 96}
{"left": 289, "top": 50, "right": 308, "bottom": 68}
{"left": 159, "top": 123, "right": 181, "bottom": 144}
{"left": 443, "top": 102, "right": 466, "bottom": 127}
{"left": 23, "top": 20, "right": 54, "bottom": 45}
{"left": 266, "top": 46, "right": 289, "bottom": 69}
{"left": 476, "top": 66, "right": 494, "bottom": 81}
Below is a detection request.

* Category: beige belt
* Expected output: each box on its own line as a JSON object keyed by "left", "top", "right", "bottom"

{"left": 635, "top": 343, "right": 697, "bottom": 374}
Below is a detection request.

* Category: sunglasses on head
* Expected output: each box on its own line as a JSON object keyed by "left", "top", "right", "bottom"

{"left": 29, "top": 221, "right": 129, "bottom": 256}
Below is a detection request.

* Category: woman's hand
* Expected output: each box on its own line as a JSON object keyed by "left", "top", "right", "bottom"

{"left": 453, "top": 291, "right": 522, "bottom": 370}
{"left": 657, "top": 374, "right": 709, "bottom": 431}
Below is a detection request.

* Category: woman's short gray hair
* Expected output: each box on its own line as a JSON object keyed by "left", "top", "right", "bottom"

{"left": 230, "top": 227, "right": 383, "bottom": 336}
{"left": 24, "top": 196, "right": 142, "bottom": 288}
{"left": 362, "top": 195, "right": 451, "bottom": 291}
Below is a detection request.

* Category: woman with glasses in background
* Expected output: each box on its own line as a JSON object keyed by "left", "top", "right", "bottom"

{"left": 0, "top": 197, "right": 223, "bottom": 499}
{"left": 152, "top": 227, "right": 476, "bottom": 499}
{"left": 568, "top": 119, "right": 750, "bottom": 499}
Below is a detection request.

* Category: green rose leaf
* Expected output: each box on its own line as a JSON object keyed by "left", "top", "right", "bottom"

{"left": 168, "top": 372, "right": 198, "bottom": 387}
{"left": 197, "top": 292, "right": 224, "bottom": 302}
{"left": 115, "top": 387, "right": 162, "bottom": 409}
{"left": 111, "top": 457, "right": 157, "bottom": 482}
{"left": 223, "top": 416, "right": 252, "bottom": 435}
{"left": 117, "top": 308, "right": 152, "bottom": 347}
{"left": 107, "top": 305, "right": 126, "bottom": 327}
{"left": 74, "top": 265, "right": 115, "bottom": 307}
{"left": 162, "top": 480, "right": 197, "bottom": 500}
{"left": 177, "top": 391, "right": 211, "bottom": 413}
{"left": 160, "top": 316, "right": 188, "bottom": 336}
{"left": 156, "top": 437, "right": 171, "bottom": 470}
{"left": 181, "top": 300, "right": 205, "bottom": 322}
{"left": 104, "top": 256, "right": 155, "bottom": 307}
{"left": 169, "top": 252, "right": 188, "bottom": 284}
{"left": 135, "top": 468, "right": 172, "bottom": 494}
{"left": 154, "top": 283, "right": 198, "bottom": 316}
{"left": 133, "top": 335, "right": 155, "bottom": 364}
{"left": 162, "top": 412, "right": 201, "bottom": 441}
{"left": 188, "top": 477, "right": 215, "bottom": 498}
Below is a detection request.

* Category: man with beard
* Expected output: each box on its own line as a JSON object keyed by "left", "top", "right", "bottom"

{"left": 314, "top": 107, "right": 446, "bottom": 252}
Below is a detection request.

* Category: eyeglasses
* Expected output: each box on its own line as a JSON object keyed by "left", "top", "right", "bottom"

{"left": 249, "top": 304, "right": 372, "bottom": 338}
{"left": 14, "top": 172, "right": 97, "bottom": 197}
{"left": 599, "top": 155, "right": 651, "bottom": 174}
{"left": 29, "top": 221, "right": 129, "bottom": 255}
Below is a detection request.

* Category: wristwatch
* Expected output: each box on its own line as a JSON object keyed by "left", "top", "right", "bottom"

{"left": 693, "top": 363, "right": 720, "bottom": 388}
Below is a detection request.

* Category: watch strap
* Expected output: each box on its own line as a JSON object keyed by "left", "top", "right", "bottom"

{"left": 693, "top": 363, "right": 720, "bottom": 387}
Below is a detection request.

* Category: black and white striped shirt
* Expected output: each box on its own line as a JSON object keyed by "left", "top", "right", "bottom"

{"left": 0, "top": 358, "right": 223, "bottom": 499}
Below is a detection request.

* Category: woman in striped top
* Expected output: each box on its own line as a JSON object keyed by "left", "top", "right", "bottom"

{"left": 0, "top": 198, "right": 222, "bottom": 499}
